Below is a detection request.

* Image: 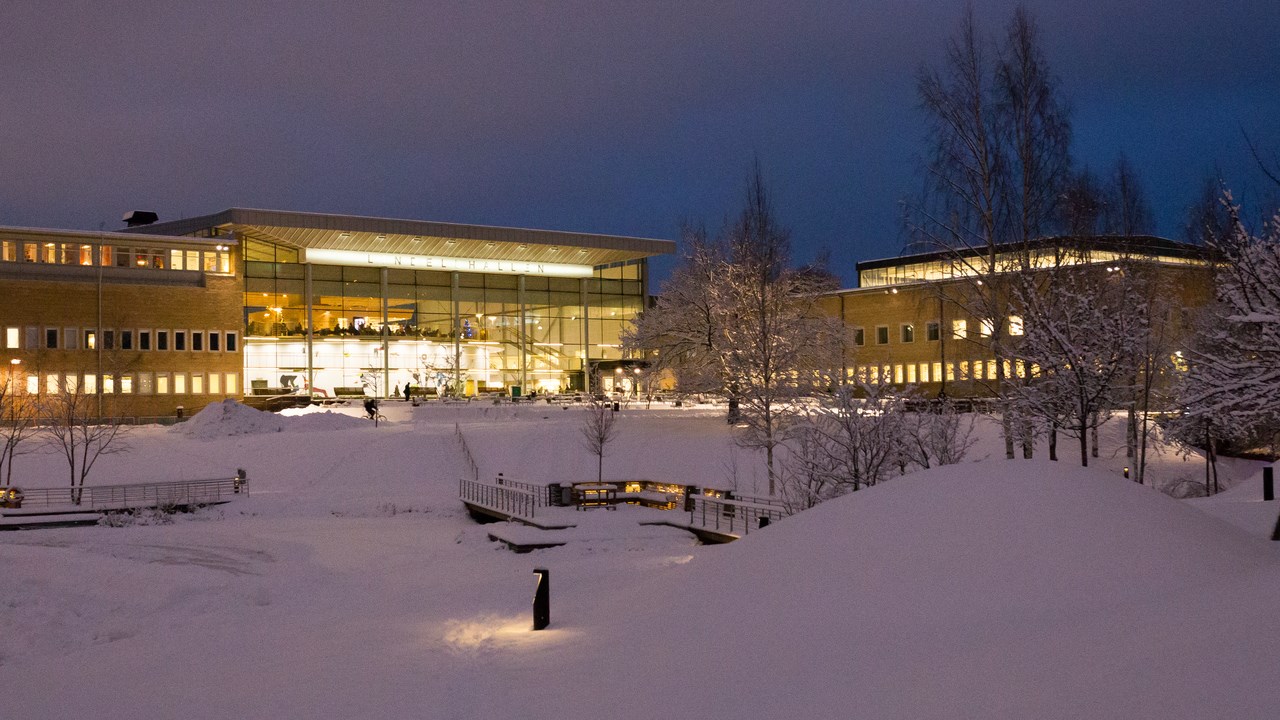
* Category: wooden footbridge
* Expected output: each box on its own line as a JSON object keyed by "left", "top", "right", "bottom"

{"left": 0, "top": 472, "right": 249, "bottom": 529}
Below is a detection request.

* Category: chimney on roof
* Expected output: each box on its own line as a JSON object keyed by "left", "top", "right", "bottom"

{"left": 122, "top": 211, "right": 159, "bottom": 227}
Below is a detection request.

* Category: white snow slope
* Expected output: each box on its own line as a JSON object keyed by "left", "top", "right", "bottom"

{"left": 2, "top": 401, "right": 1277, "bottom": 719}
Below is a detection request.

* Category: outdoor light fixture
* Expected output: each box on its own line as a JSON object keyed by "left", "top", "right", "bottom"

{"left": 532, "top": 568, "right": 550, "bottom": 630}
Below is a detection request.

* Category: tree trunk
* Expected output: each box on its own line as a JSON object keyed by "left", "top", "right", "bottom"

{"left": 1079, "top": 420, "right": 1089, "bottom": 467}
{"left": 1049, "top": 421, "right": 1058, "bottom": 461}
{"left": 1126, "top": 406, "right": 1136, "bottom": 459}
{"left": 1090, "top": 413, "right": 1099, "bottom": 459}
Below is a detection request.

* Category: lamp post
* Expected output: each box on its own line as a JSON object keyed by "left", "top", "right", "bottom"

{"left": 7, "top": 358, "right": 19, "bottom": 409}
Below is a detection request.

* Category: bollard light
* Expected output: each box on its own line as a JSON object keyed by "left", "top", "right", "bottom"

{"left": 1123, "top": 466, "right": 1130, "bottom": 480}
{"left": 1264, "top": 467, "right": 1274, "bottom": 502}
{"left": 532, "top": 568, "right": 550, "bottom": 630}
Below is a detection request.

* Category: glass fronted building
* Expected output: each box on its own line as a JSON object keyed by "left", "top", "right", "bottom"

{"left": 138, "top": 209, "right": 674, "bottom": 399}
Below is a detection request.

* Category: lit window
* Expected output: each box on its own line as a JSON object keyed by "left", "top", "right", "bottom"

{"left": 120, "top": 375, "right": 133, "bottom": 394}
{"left": 980, "top": 319, "right": 995, "bottom": 338}
{"left": 84, "top": 374, "right": 97, "bottom": 393}
{"left": 4, "top": 327, "right": 18, "bottom": 349}
{"left": 191, "top": 373, "right": 204, "bottom": 394}
{"left": 157, "top": 374, "right": 170, "bottom": 394}
{"left": 45, "top": 373, "right": 59, "bottom": 394}
{"left": 85, "top": 330, "right": 96, "bottom": 350}
{"left": 209, "top": 372, "right": 221, "bottom": 394}
{"left": 895, "top": 364, "right": 905, "bottom": 384}
{"left": 1009, "top": 315, "right": 1024, "bottom": 336}
{"left": 174, "top": 373, "right": 187, "bottom": 394}
{"left": 225, "top": 372, "right": 238, "bottom": 394}
{"left": 907, "top": 364, "right": 917, "bottom": 383}
{"left": 918, "top": 362, "right": 930, "bottom": 383}
{"left": 952, "top": 320, "right": 967, "bottom": 340}
{"left": 104, "top": 374, "right": 115, "bottom": 394}
{"left": 26, "top": 375, "right": 38, "bottom": 394}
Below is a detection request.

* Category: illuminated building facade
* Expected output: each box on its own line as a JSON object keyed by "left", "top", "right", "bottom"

{"left": 137, "top": 209, "right": 674, "bottom": 401}
{"left": 819, "top": 236, "right": 1215, "bottom": 397}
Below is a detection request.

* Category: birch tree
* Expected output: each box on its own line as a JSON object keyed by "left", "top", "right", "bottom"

{"left": 910, "top": 5, "right": 1071, "bottom": 459}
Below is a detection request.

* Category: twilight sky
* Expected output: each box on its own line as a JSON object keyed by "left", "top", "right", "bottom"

{"left": 1, "top": 1, "right": 1277, "bottom": 286}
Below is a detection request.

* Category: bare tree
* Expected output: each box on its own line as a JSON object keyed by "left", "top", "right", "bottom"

{"left": 900, "top": 397, "right": 979, "bottom": 469}
{"left": 1102, "top": 153, "right": 1155, "bottom": 236}
{"left": 580, "top": 396, "right": 618, "bottom": 484}
{"left": 43, "top": 376, "right": 130, "bottom": 503}
{"left": 0, "top": 371, "right": 39, "bottom": 485}
{"left": 910, "top": 5, "right": 1071, "bottom": 459}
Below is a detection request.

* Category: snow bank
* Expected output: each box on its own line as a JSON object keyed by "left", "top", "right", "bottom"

{"left": 177, "top": 399, "right": 367, "bottom": 439}
{"left": 594, "top": 460, "right": 1280, "bottom": 719}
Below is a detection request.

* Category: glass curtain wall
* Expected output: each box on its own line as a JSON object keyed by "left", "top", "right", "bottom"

{"left": 240, "top": 242, "right": 646, "bottom": 398}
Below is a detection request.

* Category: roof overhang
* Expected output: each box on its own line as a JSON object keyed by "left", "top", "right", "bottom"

{"left": 136, "top": 208, "right": 676, "bottom": 270}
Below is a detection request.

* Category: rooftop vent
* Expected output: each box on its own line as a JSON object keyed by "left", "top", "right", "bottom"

{"left": 122, "top": 211, "right": 159, "bottom": 227}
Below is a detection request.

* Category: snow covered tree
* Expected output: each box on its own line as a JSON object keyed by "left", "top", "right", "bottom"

{"left": 782, "top": 382, "right": 909, "bottom": 502}
{"left": 1174, "top": 195, "right": 1280, "bottom": 461}
{"left": 624, "top": 166, "right": 844, "bottom": 494}
{"left": 1010, "top": 257, "right": 1149, "bottom": 467}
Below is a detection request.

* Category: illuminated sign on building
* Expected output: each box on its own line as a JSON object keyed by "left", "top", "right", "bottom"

{"left": 300, "top": 248, "right": 594, "bottom": 278}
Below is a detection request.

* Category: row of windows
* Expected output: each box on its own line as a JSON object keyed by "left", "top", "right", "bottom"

{"left": 852, "top": 317, "right": 1025, "bottom": 346}
{"left": 3, "top": 327, "right": 239, "bottom": 353}
{"left": 13, "top": 371, "right": 239, "bottom": 397}
{"left": 850, "top": 358, "right": 1038, "bottom": 385}
{"left": 0, "top": 240, "right": 232, "bottom": 274}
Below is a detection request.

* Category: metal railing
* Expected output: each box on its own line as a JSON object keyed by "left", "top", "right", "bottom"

{"left": 492, "top": 475, "right": 555, "bottom": 506}
{"left": 459, "top": 478, "right": 537, "bottom": 519}
{"left": 9, "top": 474, "right": 248, "bottom": 512}
{"left": 688, "top": 495, "right": 789, "bottom": 538}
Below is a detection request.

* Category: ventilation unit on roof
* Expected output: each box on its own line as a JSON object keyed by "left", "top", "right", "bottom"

{"left": 122, "top": 211, "right": 158, "bottom": 227}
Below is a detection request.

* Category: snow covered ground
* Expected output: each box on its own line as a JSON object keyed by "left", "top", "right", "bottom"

{"left": 2, "top": 400, "right": 1277, "bottom": 719}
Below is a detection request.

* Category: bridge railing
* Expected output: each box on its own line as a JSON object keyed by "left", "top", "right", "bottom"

{"left": 687, "top": 495, "right": 789, "bottom": 538}
{"left": 8, "top": 474, "right": 248, "bottom": 511}
{"left": 459, "top": 478, "right": 537, "bottom": 519}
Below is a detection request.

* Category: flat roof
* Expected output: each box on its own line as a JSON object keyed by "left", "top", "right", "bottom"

{"left": 0, "top": 224, "right": 230, "bottom": 249}
{"left": 135, "top": 208, "right": 676, "bottom": 268}
{"left": 855, "top": 235, "right": 1207, "bottom": 273}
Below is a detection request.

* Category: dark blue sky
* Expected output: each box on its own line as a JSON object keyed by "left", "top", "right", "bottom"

{"left": 2, "top": 1, "right": 1277, "bottom": 286}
